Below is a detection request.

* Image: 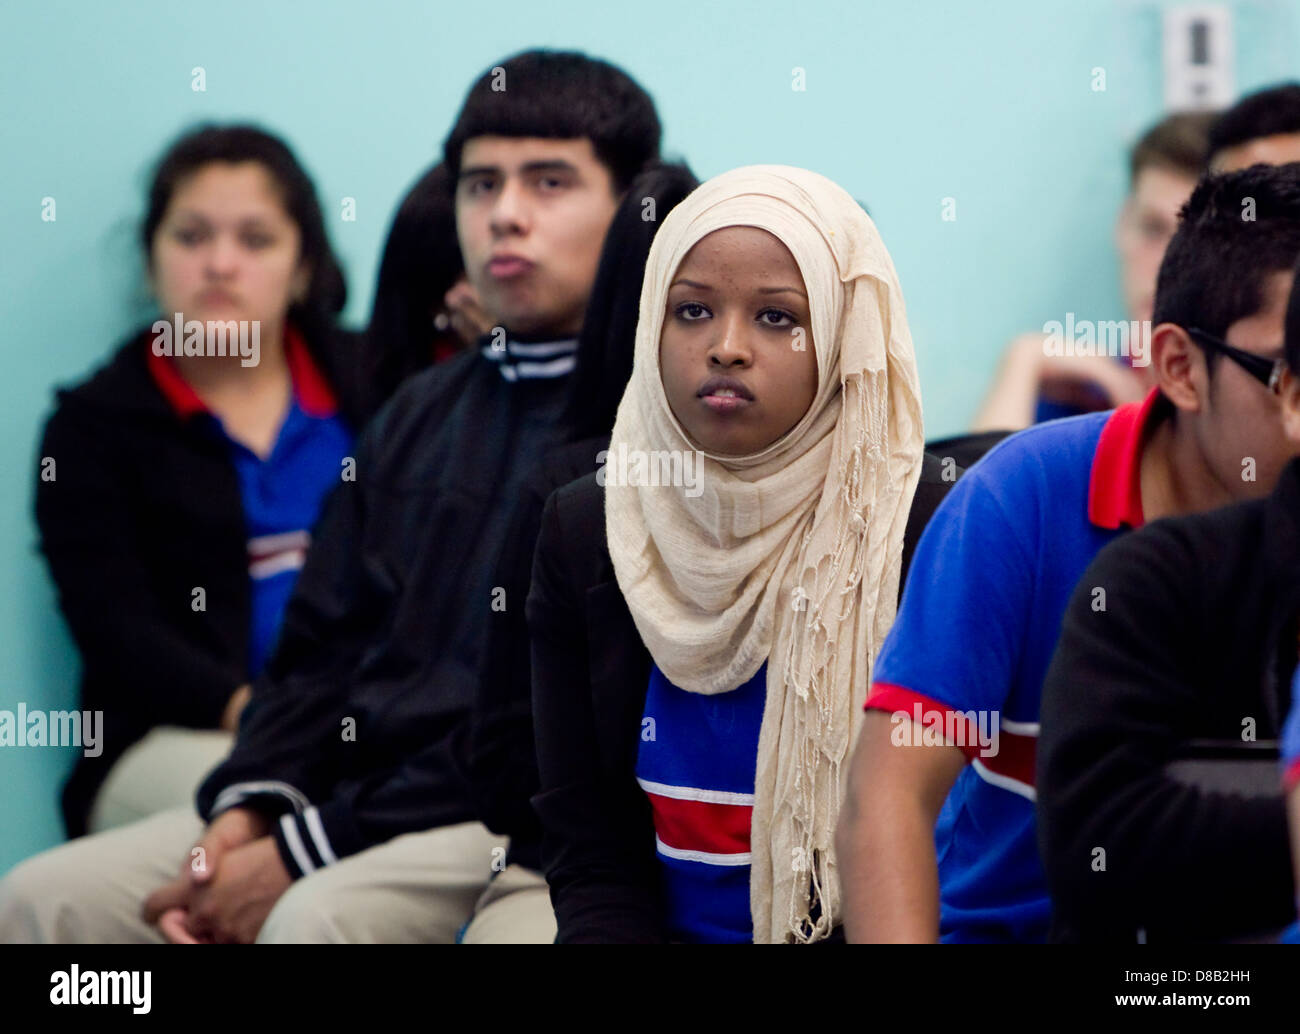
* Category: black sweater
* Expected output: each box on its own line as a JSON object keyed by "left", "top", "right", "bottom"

{"left": 527, "top": 453, "right": 960, "bottom": 943}
{"left": 34, "top": 324, "right": 365, "bottom": 837}
{"left": 196, "top": 343, "right": 581, "bottom": 878}
{"left": 1037, "top": 457, "right": 1300, "bottom": 943}
{"left": 468, "top": 436, "right": 613, "bottom": 872}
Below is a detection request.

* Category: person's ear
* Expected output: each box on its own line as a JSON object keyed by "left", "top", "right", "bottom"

{"left": 1279, "top": 367, "right": 1300, "bottom": 445}
{"left": 1149, "top": 322, "right": 1203, "bottom": 415}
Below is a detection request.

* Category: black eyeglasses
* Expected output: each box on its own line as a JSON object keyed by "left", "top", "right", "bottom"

{"left": 1185, "top": 327, "right": 1286, "bottom": 395}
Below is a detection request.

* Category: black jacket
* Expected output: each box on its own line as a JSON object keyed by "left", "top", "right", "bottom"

{"left": 196, "top": 343, "right": 579, "bottom": 878}
{"left": 527, "top": 453, "right": 962, "bottom": 943}
{"left": 1037, "top": 457, "right": 1300, "bottom": 943}
{"left": 34, "top": 324, "right": 365, "bottom": 837}
{"left": 468, "top": 437, "right": 612, "bottom": 872}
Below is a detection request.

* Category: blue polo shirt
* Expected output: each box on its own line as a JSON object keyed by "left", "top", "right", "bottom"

{"left": 636, "top": 661, "right": 767, "bottom": 944}
{"left": 1280, "top": 672, "right": 1300, "bottom": 944}
{"left": 866, "top": 389, "right": 1167, "bottom": 943}
{"left": 147, "top": 325, "right": 352, "bottom": 677}
{"left": 1283, "top": 669, "right": 1300, "bottom": 796}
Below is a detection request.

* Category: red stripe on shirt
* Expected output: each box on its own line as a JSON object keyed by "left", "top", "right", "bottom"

{"left": 644, "top": 792, "right": 752, "bottom": 857}
{"left": 865, "top": 681, "right": 1037, "bottom": 787}
{"left": 977, "top": 725, "right": 1036, "bottom": 789}
{"left": 1284, "top": 757, "right": 1300, "bottom": 794}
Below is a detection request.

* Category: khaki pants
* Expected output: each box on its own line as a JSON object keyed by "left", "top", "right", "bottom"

{"left": 88, "top": 727, "right": 235, "bottom": 833}
{"left": 0, "top": 806, "right": 555, "bottom": 944}
{"left": 461, "top": 863, "right": 556, "bottom": 944}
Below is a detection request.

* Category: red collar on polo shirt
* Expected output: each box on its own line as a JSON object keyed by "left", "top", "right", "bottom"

{"left": 145, "top": 323, "right": 338, "bottom": 420}
{"left": 1087, "top": 387, "right": 1171, "bottom": 530}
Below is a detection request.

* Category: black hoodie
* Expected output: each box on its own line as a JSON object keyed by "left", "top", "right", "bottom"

{"left": 194, "top": 334, "right": 587, "bottom": 878}
{"left": 34, "top": 323, "right": 365, "bottom": 837}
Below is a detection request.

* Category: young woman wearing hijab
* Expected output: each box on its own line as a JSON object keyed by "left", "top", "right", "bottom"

{"left": 527, "top": 165, "right": 947, "bottom": 943}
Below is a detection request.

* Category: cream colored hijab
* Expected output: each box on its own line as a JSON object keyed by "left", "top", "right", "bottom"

{"left": 605, "top": 165, "right": 924, "bottom": 943}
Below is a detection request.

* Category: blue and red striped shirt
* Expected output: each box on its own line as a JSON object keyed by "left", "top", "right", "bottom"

{"left": 866, "top": 390, "right": 1167, "bottom": 942}
{"left": 146, "top": 325, "right": 352, "bottom": 676}
{"left": 636, "top": 661, "right": 767, "bottom": 943}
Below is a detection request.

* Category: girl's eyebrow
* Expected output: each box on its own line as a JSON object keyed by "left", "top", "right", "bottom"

{"left": 169, "top": 209, "right": 276, "bottom": 228}
{"left": 669, "top": 279, "right": 807, "bottom": 300}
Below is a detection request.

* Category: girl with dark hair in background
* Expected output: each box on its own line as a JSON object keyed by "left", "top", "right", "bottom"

{"left": 361, "top": 162, "right": 493, "bottom": 419}
{"left": 35, "top": 124, "right": 366, "bottom": 839}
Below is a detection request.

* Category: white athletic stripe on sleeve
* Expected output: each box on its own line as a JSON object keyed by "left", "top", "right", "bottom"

{"left": 303, "top": 806, "right": 338, "bottom": 866}
{"left": 280, "top": 814, "right": 317, "bottom": 875}
{"left": 212, "top": 780, "right": 310, "bottom": 816}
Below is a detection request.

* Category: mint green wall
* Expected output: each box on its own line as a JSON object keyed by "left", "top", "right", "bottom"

{"left": 1, "top": 0, "right": 1296, "bottom": 873}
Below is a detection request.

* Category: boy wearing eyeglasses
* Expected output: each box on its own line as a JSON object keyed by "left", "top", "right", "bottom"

{"left": 1037, "top": 223, "right": 1300, "bottom": 941}
{"left": 839, "top": 162, "right": 1300, "bottom": 943}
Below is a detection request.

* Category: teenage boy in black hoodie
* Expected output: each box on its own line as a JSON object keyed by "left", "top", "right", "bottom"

{"left": 0, "top": 49, "right": 662, "bottom": 945}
